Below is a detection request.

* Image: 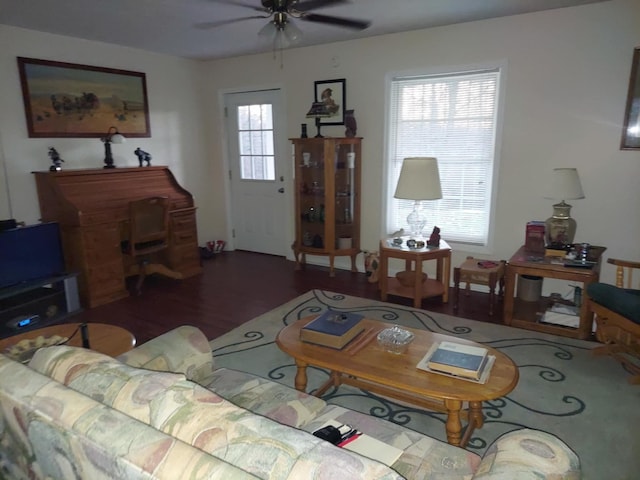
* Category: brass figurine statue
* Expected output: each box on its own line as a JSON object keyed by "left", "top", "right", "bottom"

{"left": 48, "top": 147, "right": 64, "bottom": 171}
{"left": 134, "top": 148, "right": 152, "bottom": 167}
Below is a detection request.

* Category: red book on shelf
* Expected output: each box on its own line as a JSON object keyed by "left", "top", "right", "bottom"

{"left": 525, "top": 221, "right": 546, "bottom": 253}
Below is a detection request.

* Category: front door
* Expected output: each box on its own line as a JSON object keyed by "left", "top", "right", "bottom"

{"left": 224, "top": 90, "right": 287, "bottom": 256}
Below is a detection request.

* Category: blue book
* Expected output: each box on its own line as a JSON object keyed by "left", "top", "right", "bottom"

{"left": 427, "top": 341, "right": 488, "bottom": 379}
{"left": 300, "top": 311, "right": 365, "bottom": 349}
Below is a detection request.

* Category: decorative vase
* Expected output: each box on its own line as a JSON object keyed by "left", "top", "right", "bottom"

{"left": 545, "top": 201, "right": 576, "bottom": 247}
{"left": 300, "top": 123, "right": 308, "bottom": 138}
{"left": 344, "top": 110, "right": 357, "bottom": 137}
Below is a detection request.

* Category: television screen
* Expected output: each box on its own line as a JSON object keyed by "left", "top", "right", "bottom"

{"left": 0, "top": 222, "right": 66, "bottom": 290}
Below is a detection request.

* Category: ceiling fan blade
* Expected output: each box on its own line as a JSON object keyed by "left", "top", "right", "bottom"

{"left": 195, "top": 15, "right": 271, "bottom": 30}
{"left": 208, "top": 0, "right": 270, "bottom": 13}
{"left": 294, "top": 0, "right": 350, "bottom": 12}
{"left": 301, "top": 13, "right": 371, "bottom": 30}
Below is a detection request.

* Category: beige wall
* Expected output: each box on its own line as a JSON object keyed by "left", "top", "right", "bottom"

{"left": 1, "top": 0, "right": 639, "bottom": 286}
{"left": 203, "top": 0, "right": 640, "bottom": 285}
{"left": 0, "top": 25, "right": 212, "bottom": 237}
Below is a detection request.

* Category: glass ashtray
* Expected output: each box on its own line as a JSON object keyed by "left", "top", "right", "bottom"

{"left": 377, "top": 325, "right": 414, "bottom": 354}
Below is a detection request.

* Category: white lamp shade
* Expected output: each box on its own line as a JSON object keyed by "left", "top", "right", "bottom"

{"left": 394, "top": 157, "right": 443, "bottom": 200}
{"left": 110, "top": 133, "right": 125, "bottom": 145}
{"left": 545, "top": 168, "right": 584, "bottom": 200}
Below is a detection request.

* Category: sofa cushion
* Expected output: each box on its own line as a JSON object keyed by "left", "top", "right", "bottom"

{"left": 117, "top": 325, "right": 215, "bottom": 384}
{"left": 31, "top": 347, "right": 403, "bottom": 480}
{"left": 307, "top": 405, "right": 482, "bottom": 480}
{"left": 471, "top": 428, "right": 580, "bottom": 480}
{"left": 205, "top": 367, "right": 327, "bottom": 428}
{"left": 0, "top": 354, "right": 257, "bottom": 480}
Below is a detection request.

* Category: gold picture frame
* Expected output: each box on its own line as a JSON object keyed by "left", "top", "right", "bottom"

{"left": 17, "top": 57, "right": 151, "bottom": 138}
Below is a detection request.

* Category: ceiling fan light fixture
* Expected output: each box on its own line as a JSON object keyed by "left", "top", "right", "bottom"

{"left": 258, "top": 15, "right": 302, "bottom": 50}
{"left": 284, "top": 18, "right": 302, "bottom": 44}
{"left": 258, "top": 20, "right": 278, "bottom": 41}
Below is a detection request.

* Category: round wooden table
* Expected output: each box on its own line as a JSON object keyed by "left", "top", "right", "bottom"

{"left": 0, "top": 323, "right": 136, "bottom": 359}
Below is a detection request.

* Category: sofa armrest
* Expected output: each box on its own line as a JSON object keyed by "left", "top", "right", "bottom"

{"left": 472, "top": 428, "right": 580, "bottom": 479}
{"left": 116, "top": 325, "right": 214, "bottom": 384}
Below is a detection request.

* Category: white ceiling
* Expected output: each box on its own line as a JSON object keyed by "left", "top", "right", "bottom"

{"left": 0, "top": 0, "right": 606, "bottom": 60}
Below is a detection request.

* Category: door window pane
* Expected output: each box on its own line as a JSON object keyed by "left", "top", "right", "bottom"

{"left": 237, "top": 104, "right": 275, "bottom": 180}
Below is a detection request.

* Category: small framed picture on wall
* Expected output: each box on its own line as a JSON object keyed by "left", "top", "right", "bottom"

{"left": 314, "top": 78, "right": 346, "bottom": 125}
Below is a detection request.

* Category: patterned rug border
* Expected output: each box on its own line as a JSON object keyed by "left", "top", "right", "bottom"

{"left": 210, "top": 289, "right": 639, "bottom": 480}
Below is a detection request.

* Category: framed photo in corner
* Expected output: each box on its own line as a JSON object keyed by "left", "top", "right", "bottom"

{"left": 621, "top": 47, "right": 640, "bottom": 150}
{"left": 314, "top": 78, "right": 346, "bottom": 125}
{"left": 17, "top": 57, "right": 151, "bottom": 138}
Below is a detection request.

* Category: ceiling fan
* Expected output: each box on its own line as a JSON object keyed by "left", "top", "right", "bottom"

{"left": 198, "top": 1, "right": 371, "bottom": 49}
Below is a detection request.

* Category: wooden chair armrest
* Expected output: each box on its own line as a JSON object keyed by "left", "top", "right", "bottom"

{"left": 607, "top": 258, "right": 640, "bottom": 269}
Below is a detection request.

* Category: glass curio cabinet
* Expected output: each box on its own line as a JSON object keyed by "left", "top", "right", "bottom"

{"left": 291, "top": 137, "right": 362, "bottom": 276}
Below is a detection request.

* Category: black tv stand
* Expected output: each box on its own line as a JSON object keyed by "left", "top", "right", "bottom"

{"left": 0, "top": 273, "right": 81, "bottom": 339}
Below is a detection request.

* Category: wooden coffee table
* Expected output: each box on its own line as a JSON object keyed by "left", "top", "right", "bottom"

{"left": 0, "top": 323, "right": 136, "bottom": 360}
{"left": 276, "top": 316, "right": 519, "bottom": 447}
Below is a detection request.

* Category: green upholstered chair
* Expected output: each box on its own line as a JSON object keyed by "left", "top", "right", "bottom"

{"left": 586, "top": 258, "right": 640, "bottom": 384}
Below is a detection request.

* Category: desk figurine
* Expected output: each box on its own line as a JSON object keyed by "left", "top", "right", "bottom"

{"left": 134, "top": 148, "right": 152, "bottom": 167}
{"left": 48, "top": 147, "right": 64, "bottom": 171}
{"left": 427, "top": 226, "right": 441, "bottom": 247}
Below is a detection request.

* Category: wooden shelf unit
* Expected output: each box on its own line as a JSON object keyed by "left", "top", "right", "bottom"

{"left": 291, "top": 137, "right": 362, "bottom": 276}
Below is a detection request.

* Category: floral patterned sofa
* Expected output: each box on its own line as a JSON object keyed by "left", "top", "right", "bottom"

{"left": 0, "top": 325, "right": 580, "bottom": 479}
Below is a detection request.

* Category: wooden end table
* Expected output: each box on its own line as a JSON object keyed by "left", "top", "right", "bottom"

{"left": 0, "top": 323, "right": 136, "bottom": 360}
{"left": 503, "top": 245, "right": 605, "bottom": 339}
{"left": 276, "top": 316, "right": 518, "bottom": 447}
{"left": 379, "top": 237, "right": 451, "bottom": 308}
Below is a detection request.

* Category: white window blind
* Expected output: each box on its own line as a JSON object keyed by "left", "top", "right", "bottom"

{"left": 387, "top": 68, "right": 501, "bottom": 246}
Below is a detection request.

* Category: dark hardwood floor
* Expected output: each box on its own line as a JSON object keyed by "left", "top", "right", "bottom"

{"left": 74, "top": 251, "right": 503, "bottom": 345}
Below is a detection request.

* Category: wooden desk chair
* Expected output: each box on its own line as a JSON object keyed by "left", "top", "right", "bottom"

{"left": 122, "top": 196, "right": 182, "bottom": 295}
{"left": 586, "top": 258, "right": 640, "bottom": 384}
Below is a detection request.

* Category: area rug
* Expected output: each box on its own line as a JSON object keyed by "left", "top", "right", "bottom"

{"left": 210, "top": 289, "right": 639, "bottom": 479}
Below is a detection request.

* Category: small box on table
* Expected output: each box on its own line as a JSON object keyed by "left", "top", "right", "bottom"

{"left": 525, "top": 221, "right": 546, "bottom": 253}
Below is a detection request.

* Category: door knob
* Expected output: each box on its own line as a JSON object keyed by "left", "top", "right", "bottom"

{"left": 278, "top": 187, "right": 285, "bottom": 193}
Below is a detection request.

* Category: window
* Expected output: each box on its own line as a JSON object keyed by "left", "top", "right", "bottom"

{"left": 237, "top": 104, "right": 275, "bottom": 181}
{"left": 386, "top": 66, "right": 503, "bottom": 246}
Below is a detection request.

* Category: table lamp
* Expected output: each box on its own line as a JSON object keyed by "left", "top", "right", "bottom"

{"left": 544, "top": 167, "right": 584, "bottom": 248}
{"left": 394, "top": 157, "right": 443, "bottom": 237}
{"left": 102, "top": 126, "right": 126, "bottom": 169}
{"left": 305, "top": 102, "right": 331, "bottom": 138}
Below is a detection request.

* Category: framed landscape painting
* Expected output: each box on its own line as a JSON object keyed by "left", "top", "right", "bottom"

{"left": 621, "top": 47, "right": 640, "bottom": 150}
{"left": 17, "top": 57, "right": 151, "bottom": 138}
{"left": 314, "top": 78, "right": 346, "bottom": 125}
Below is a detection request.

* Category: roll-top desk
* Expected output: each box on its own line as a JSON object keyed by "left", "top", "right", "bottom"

{"left": 33, "top": 167, "right": 202, "bottom": 308}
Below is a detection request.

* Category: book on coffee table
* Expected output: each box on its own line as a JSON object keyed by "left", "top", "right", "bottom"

{"left": 300, "top": 310, "right": 365, "bottom": 349}
{"left": 421, "top": 341, "right": 489, "bottom": 380}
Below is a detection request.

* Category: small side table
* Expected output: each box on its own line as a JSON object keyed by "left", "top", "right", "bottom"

{"left": 379, "top": 237, "right": 451, "bottom": 308}
{"left": 454, "top": 257, "right": 506, "bottom": 316}
{"left": 0, "top": 323, "right": 136, "bottom": 362}
{"left": 503, "top": 245, "right": 605, "bottom": 340}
